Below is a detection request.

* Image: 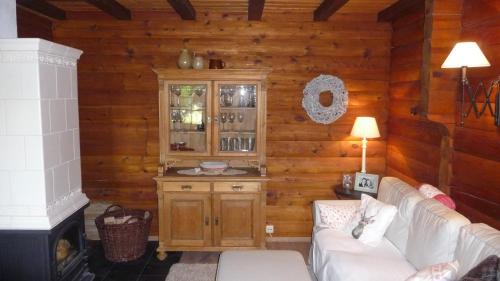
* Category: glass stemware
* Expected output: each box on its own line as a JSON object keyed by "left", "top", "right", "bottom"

{"left": 177, "top": 111, "right": 184, "bottom": 131}
{"left": 220, "top": 112, "right": 228, "bottom": 131}
{"left": 227, "top": 88, "right": 235, "bottom": 106}
{"left": 195, "top": 86, "right": 205, "bottom": 97}
{"left": 171, "top": 111, "right": 177, "bottom": 131}
{"left": 171, "top": 110, "right": 181, "bottom": 131}
{"left": 171, "top": 85, "right": 182, "bottom": 107}
{"left": 228, "top": 112, "right": 236, "bottom": 124}
{"left": 237, "top": 112, "right": 244, "bottom": 123}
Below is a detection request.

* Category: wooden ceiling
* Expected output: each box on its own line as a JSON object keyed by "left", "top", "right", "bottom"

{"left": 18, "top": 0, "right": 400, "bottom": 21}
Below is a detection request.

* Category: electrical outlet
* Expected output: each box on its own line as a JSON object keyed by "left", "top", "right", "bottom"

{"left": 265, "top": 225, "right": 274, "bottom": 234}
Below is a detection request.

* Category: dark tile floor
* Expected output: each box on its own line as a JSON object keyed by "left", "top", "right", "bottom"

{"left": 87, "top": 241, "right": 181, "bottom": 281}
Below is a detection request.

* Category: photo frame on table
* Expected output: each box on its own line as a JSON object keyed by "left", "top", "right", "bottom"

{"left": 354, "top": 172, "right": 379, "bottom": 194}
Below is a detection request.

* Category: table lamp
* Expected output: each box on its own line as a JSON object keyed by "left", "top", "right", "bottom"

{"left": 351, "top": 117, "right": 380, "bottom": 173}
{"left": 441, "top": 42, "right": 491, "bottom": 126}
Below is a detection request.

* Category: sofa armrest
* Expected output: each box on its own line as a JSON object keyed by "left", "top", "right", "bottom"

{"left": 312, "top": 200, "right": 360, "bottom": 229}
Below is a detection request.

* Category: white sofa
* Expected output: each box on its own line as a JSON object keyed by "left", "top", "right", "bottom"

{"left": 310, "top": 177, "right": 500, "bottom": 281}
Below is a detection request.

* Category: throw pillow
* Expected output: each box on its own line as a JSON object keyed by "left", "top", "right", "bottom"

{"left": 417, "top": 184, "right": 456, "bottom": 210}
{"left": 345, "top": 194, "right": 397, "bottom": 246}
{"left": 459, "top": 255, "right": 499, "bottom": 281}
{"left": 318, "top": 204, "right": 357, "bottom": 230}
{"left": 405, "top": 261, "right": 459, "bottom": 281}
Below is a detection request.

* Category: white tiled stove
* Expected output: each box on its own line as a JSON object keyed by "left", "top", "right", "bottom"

{"left": 0, "top": 38, "right": 89, "bottom": 230}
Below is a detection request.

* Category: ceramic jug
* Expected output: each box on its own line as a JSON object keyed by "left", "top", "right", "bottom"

{"left": 192, "top": 55, "right": 204, "bottom": 69}
{"left": 177, "top": 49, "right": 192, "bottom": 69}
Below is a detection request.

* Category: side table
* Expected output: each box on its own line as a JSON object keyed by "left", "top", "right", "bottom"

{"left": 334, "top": 184, "right": 377, "bottom": 200}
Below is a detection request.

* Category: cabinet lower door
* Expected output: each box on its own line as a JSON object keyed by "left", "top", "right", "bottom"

{"left": 213, "top": 193, "right": 260, "bottom": 247}
{"left": 164, "top": 193, "right": 211, "bottom": 247}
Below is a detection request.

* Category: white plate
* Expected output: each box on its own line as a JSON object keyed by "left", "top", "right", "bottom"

{"left": 200, "top": 161, "right": 228, "bottom": 170}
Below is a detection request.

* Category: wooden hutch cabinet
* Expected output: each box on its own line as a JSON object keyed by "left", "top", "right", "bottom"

{"left": 153, "top": 69, "right": 269, "bottom": 260}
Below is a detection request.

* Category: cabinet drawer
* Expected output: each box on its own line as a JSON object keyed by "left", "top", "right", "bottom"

{"left": 162, "top": 182, "right": 210, "bottom": 192}
{"left": 214, "top": 182, "right": 260, "bottom": 193}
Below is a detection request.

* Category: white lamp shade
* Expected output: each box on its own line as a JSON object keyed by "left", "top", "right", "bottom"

{"left": 351, "top": 117, "right": 380, "bottom": 139}
{"left": 441, "top": 42, "right": 491, "bottom": 68}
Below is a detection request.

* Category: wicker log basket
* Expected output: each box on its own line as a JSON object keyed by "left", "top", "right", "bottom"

{"left": 95, "top": 204, "right": 152, "bottom": 262}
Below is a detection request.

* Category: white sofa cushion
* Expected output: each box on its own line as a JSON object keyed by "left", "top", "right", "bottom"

{"left": 345, "top": 194, "right": 397, "bottom": 246}
{"left": 454, "top": 223, "right": 500, "bottom": 278}
{"left": 318, "top": 203, "right": 357, "bottom": 230}
{"left": 377, "top": 177, "right": 425, "bottom": 254}
{"left": 319, "top": 251, "right": 417, "bottom": 281}
{"left": 311, "top": 228, "right": 416, "bottom": 281}
{"left": 406, "top": 199, "right": 471, "bottom": 270}
{"left": 405, "top": 261, "right": 459, "bottom": 281}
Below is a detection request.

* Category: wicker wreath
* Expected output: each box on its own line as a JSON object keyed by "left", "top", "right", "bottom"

{"left": 302, "top": 74, "right": 348, "bottom": 124}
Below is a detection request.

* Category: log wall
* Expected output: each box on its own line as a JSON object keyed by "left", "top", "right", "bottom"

{"left": 385, "top": 1, "right": 447, "bottom": 187}
{"left": 50, "top": 13, "right": 391, "bottom": 236}
{"left": 16, "top": 8, "right": 53, "bottom": 41}
{"left": 451, "top": 0, "right": 500, "bottom": 229}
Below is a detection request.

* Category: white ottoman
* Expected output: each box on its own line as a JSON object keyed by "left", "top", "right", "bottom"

{"left": 216, "top": 250, "right": 312, "bottom": 281}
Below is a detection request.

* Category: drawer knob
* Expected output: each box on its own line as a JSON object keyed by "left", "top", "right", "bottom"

{"left": 231, "top": 185, "right": 243, "bottom": 191}
{"left": 181, "top": 185, "right": 192, "bottom": 191}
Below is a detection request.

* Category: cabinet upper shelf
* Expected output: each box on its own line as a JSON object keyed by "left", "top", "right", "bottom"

{"left": 153, "top": 68, "right": 271, "bottom": 81}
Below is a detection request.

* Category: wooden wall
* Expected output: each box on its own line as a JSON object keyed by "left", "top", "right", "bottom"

{"left": 387, "top": 0, "right": 499, "bottom": 228}
{"left": 425, "top": 0, "right": 462, "bottom": 125}
{"left": 385, "top": 0, "right": 447, "bottom": 187}
{"left": 450, "top": 0, "right": 500, "bottom": 229}
{"left": 50, "top": 13, "right": 391, "bottom": 236}
{"left": 386, "top": 0, "right": 461, "bottom": 190}
{"left": 16, "top": 8, "right": 53, "bottom": 40}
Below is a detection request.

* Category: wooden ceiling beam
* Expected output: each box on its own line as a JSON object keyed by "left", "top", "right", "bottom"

{"left": 16, "top": 0, "right": 66, "bottom": 20}
{"left": 248, "top": 0, "right": 265, "bottom": 21}
{"left": 166, "top": 0, "right": 196, "bottom": 20}
{"left": 378, "top": 0, "right": 422, "bottom": 22}
{"left": 84, "top": 0, "right": 131, "bottom": 20}
{"left": 314, "top": 0, "right": 349, "bottom": 21}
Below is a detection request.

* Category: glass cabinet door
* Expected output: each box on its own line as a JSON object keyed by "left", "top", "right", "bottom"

{"left": 214, "top": 82, "right": 259, "bottom": 156}
{"left": 166, "top": 82, "right": 211, "bottom": 155}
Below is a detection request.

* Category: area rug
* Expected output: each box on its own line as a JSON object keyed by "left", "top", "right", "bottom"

{"left": 165, "top": 263, "right": 217, "bottom": 281}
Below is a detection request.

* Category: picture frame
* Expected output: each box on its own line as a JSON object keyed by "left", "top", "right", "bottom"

{"left": 354, "top": 172, "right": 379, "bottom": 194}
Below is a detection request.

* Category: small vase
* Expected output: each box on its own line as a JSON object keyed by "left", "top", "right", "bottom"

{"left": 177, "top": 49, "right": 192, "bottom": 69}
{"left": 192, "top": 55, "right": 204, "bottom": 69}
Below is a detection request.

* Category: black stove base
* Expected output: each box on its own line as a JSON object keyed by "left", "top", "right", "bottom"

{"left": 0, "top": 205, "right": 93, "bottom": 281}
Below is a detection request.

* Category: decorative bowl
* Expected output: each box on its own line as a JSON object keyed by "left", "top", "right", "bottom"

{"left": 200, "top": 161, "right": 228, "bottom": 172}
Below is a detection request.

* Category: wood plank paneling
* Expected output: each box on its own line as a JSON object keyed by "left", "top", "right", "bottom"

{"left": 386, "top": 1, "right": 451, "bottom": 189}
{"left": 386, "top": 0, "right": 499, "bottom": 228}
{"left": 51, "top": 14, "right": 391, "bottom": 237}
{"left": 450, "top": 0, "right": 500, "bottom": 229}
{"left": 16, "top": 8, "right": 53, "bottom": 40}
{"left": 426, "top": 0, "right": 462, "bottom": 124}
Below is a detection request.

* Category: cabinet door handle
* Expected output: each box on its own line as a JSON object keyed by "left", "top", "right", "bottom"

{"left": 181, "top": 185, "right": 192, "bottom": 191}
{"left": 214, "top": 217, "right": 219, "bottom": 225}
{"left": 231, "top": 185, "right": 243, "bottom": 191}
{"left": 205, "top": 217, "right": 209, "bottom": 226}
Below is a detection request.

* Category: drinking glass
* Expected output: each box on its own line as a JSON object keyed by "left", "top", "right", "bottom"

{"left": 172, "top": 86, "right": 182, "bottom": 107}
{"left": 228, "top": 112, "right": 236, "bottom": 123}
{"left": 220, "top": 112, "right": 228, "bottom": 131}
{"left": 171, "top": 111, "right": 177, "bottom": 131}
{"left": 227, "top": 87, "right": 235, "bottom": 106}
{"left": 237, "top": 112, "right": 244, "bottom": 123}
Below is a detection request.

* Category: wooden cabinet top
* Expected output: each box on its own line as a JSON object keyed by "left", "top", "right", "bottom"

{"left": 155, "top": 167, "right": 269, "bottom": 182}
{"left": 153, "top": 68, "right": 271, "bottom": 81}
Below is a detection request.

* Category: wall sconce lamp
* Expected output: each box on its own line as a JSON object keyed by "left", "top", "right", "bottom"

{"left": 350, "top": 117, "right": 380, "bottom": 173}
{"left": 441, "top": 42, "right": 500, "bottom": 127}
